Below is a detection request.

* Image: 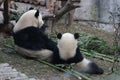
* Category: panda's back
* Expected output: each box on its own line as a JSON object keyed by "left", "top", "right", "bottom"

{"left": 13, "top": 27, "right": 49, "bottom": 50}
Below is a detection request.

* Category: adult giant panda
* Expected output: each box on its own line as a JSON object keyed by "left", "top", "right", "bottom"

{"left": 52, "top": 33, "right": 104, "bottom": 74}
{"left": 13, "top": 10, "right": 56, "bottom": 60}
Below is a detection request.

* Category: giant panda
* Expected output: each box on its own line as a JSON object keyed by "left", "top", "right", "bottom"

{"left": 13, "top": 10, "right": 56, "bottom": 60}
{"left": 52, "top": 33, "right": 104, "bottom": 74}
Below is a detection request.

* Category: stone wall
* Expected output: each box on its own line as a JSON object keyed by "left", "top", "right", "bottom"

{"left": 74, "top": 0, "right": 120, "bottom": 32}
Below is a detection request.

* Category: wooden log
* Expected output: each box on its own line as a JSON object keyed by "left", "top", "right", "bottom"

{"left": 3, "top": 0, "right": 9, "bottom": 24}
{"left": 0, "top": 7, "right": 18, "bottom": 15}
{"left": 54, "top": 0, "right": 80, "bottom": 21}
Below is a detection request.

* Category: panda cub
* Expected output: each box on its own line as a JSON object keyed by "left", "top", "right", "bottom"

{"left": 53, "top": 33, "right": 104, "bottom": 74}
{"left": 13, "top": 10, "right": 56, "bottom": 60}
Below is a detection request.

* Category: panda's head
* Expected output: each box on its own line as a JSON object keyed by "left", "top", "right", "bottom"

{"left": 13, "top": 10, "right": 44, "bottom": 32}
{"left": 57, "top": 33, "right": 79, "bottom": 60}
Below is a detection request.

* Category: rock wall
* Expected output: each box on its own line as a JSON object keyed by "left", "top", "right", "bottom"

{"left": 74, "top": 0, "right": 97, "bottom": 20}
{"left": 74, "top": 0, "right": 120, "bottom": 32}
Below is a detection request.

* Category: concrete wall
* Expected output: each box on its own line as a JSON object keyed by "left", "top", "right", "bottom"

{"left": 74, "top": 0, "right": 120, "bottom": 32}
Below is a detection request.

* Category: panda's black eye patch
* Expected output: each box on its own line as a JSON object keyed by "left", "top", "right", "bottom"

{"left": 57, "top": 33, "right": 62, "bottom": 39}
{"left": 74, "top": 33, "right": 79, "bottom": 39}
{"left": 35, "top": 10, "right": 39, "bottom": 18}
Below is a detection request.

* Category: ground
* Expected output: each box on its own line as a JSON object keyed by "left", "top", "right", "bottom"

{"left": 0, "top": 22, "right": 120, "bottom": 80}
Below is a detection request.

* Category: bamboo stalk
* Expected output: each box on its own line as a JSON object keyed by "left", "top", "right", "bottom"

{"left": 81, "top": 50, "right": 116, "bottom": 62}
{"left": 90, "top": 50, "right": 114, "bottom": 59}
{"left": 80, "top": 48, "right": 120, "bottom": 62}
{"left": 70, "top": 69, "right": 92, "bottom": 80}
{"left": 81, "top": 50, "right": 114, "bottom": 62}
{"left": 94, "top": 51, "right": 120, "bottom": 61}
{"left": 35, "top": 59, "right": 82, "bottom": 80}
{"left": 35, "top": 59, "right": 93, "bottom": 80}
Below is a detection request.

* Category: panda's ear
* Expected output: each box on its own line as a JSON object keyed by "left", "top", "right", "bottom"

{"left": 74, "top": 33, "right": 79, "bottom": 39}
{"left": 35, "top": 10, "right": 39, "bottom": 18}
{"left": 29, "top": 7, "right": 34, "bottom": 10}
{"left": 57, "top": 33, "right": 62, "bottom": 39}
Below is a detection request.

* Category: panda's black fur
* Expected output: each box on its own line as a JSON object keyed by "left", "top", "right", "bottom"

{"left": 51, "top": 45, "right": 84, "bottom": 64}
{"left": 13, "top": 26, "right": 56, "bottom": 51}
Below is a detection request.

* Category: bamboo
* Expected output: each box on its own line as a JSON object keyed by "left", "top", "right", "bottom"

{"left": 70, "top": 69, "right": 92, "bottom": 80}
{"left": 35, "top": 59, "right": 93, "bottom": 80}
{"left": 35, "top": 59, "right": 82, "bottom": 80}
{"left": 80, "top": 49, "right": 120, "bottom": 62}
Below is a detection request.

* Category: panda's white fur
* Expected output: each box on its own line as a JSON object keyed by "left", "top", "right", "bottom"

{"left": 57, "top": 33, "right": 78, "bottom": 60}
{"left": 13, "top": 10, "right": 44, "bottom": 32}
{"left": 76, "top": 58, "right": 91, "bottom": 72}
{"left": 13, "top": 10, "right": 54, "bottom": 60}
{"left": 15, "top": 45, "right": 53, "bottom": 60}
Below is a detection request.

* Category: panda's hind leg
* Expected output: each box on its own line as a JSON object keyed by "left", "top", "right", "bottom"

{"left": 76, "top": 58, "right": 104, "bottom": 74}
{"left": 15, "top": 45, "right": 53, "bottom": 61}
{"left": 86, "top": 62, "right": 104, "bottom": 74}
{"left": 35, "top": 49, "right": 53, "bottom": 61}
